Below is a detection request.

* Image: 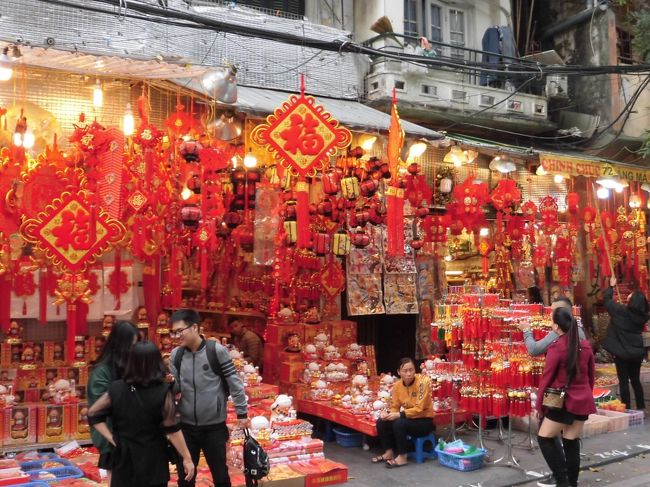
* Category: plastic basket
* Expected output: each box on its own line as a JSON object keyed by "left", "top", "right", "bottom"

{"left": 19, "top": 459, "right": 72, "bottom": 471}
{"left": 625, "top": 409, "right": 645, "bottom": 428}
{"left": 332, "top": 427, "right": 363, "bottom": 448}
{"left": 2, "top": 483, "right": 50, "bottom": 487}
{"left": 27, "top": 466, "right": 83, "bottom": 482}
{"left": 597, "top": 408, "right": 630, "bottom": 432}
{"left": 434, "top": 445, "right": 487, "bottom": 472}
{"left": 582, "top": 414, "right": 610, "bottom": 438}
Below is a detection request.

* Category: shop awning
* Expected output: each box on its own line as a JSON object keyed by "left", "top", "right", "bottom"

{"left": 175, "top": 80, "right": 443, "bottom": 139}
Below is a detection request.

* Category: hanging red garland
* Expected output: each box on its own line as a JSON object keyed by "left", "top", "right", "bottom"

{"left": 521, "top": 200, "right": 537, "bottom": 222}
{"left": 539, "top": 196, "right": 559, "bottom": 233}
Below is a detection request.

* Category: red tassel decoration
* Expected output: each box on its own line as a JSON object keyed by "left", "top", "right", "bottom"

{"left": 295, "top": 179, "right": 311, "bottom": 248}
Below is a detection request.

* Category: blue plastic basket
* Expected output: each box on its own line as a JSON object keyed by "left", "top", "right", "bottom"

{"left": 435, "top": 445, "right": 487, "bottom": 472}
{"left": 332, "top": 427, "right": 363, "bottom": 448}
{"left": 20, "top": 458, "right": 72, "bottom": 471}
{"left": 4, "top": 483, "right": 50, "bottom": 487}
{"left": 27, "top": 466, "right": 84, "bottom": 482}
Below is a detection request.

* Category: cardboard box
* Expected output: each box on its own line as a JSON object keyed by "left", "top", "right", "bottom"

{"left": 279, "top": 351, "right": 304, "bottom": 364}
{"left": 247, "top": 383, "right": 280, "bottom": 401}
{"left": 326, "top": 320, "right": 357, "bottom": 347}
{"left": 261, "top": 464, "right": 305, "bottom": 487}
{"left": 279, "top": 361, "right": 304, "bottom": 384}
{"left": 291, "top": 460, "right": 348, "bottom": 487}
{"left": 280, "top": 382, "right": 311, "bottom": 401}
{"left": 37, "top": 403, "right": 69, "bottom": 443}
{"left": 3, "top": 404, "right": 38, "bottom": 446}
{"left": 303, "top": 325, "right": 329, "bottom": 346}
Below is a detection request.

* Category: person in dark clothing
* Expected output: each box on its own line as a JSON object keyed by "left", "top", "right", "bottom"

{"left": 89, "top": 342, "right": 194, "bottom": 487}
{"left": 169, "top": 309, "right": 249, "bottom": 487}
{"left": 603, "top": 277, "right": 648, "bottom": 411}
{"left": 536, "top": 307, "right": 596, "bottom": 487}
{"left": 528, "top": 286, "right": 544, "bottom": 304}
{"left": 87, "top": 321, "right": 139, "bottom": 485}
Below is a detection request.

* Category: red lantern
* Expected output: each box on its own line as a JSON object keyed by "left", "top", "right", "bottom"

{"left": 180, "top": 205, "right": 201, "bottom": 228}
{"left": 416, "top": 204, "right": 429, "bottom": 218}
{"left": 410, "top": 238, "right": 423, "bottom": 250}
{"left": 317, "top": 200, "right": 333, "bottom": 215}
{"left": 312, "top": 232, "right": 330, "bottom": 255}
{"left": 408, "top": 163, "right": 420, "bottom": 175}
{"left": 351, "top": 227, "right": 370, "bottom": 248}
{"left": 360, "top": 178, "right": 379, "bottom": 196}
{"left": 566, "top": 192, "right": 579, "bottom": 215}
{"left": 223, "top": 211, "right": 242, "bottom": 228}
{"left": 322, "top": 170, "right": 341, "bottom": 195}
{"left": 179, "top": 139, "right": 203, "bottom": 162}
{"left": 354, "top": 208, "right": 370, "bottom": 226}
{"left": 332, "top": 230, "right": 351, "bottom": 256}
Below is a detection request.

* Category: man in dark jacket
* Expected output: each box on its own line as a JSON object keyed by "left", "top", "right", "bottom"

{"left": 170, "top": 309, "right": 249, "bottom": 487}
{"left": 603, "top": 277, "right": 647, "bottom": 411}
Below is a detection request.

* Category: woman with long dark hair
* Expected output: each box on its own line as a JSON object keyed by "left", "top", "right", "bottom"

{"left": 536, "top": 307, "right": 596, "bottom": 487}
{"left": 88, "top": 342, "right": 194, "bottom": 487}
{"left": 371, "top": 357, "right": 434, "bottom": 468}
{"left": 87, "top": 321, "right": 139, "bottom": 484}
{"left": 603, "top": 277, "right": 647, "bottom": 411}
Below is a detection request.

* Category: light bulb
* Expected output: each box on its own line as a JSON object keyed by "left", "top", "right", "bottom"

{"left": 93, "top": 80, "right": 103, "bottom": 108}
{"left": 479, "top": 227, "right": 489, "bottom": 237}
{"left": 123, "top": 103, "right": 135, "bottom": 136}
{"left": 553, "top": 174, "right": 564, "bottom": 183}
{"left": 407, "top": 141, "right": 427, "bottom": 160}
{"left": 615, "top": 185, "right": 624, "bottom": 193}
{"left": 596, "top": 187, "right": 610, "bottom": 199}
{"left": 361, "top": 136, "right": 377, "bottom": 151}
{"left": 536, "top": 165, "right": 547, "bottom": 176}
{"left": 453, "top": 159, "right": 462, "bottom": 167}
{"left": 0, "top": 51, "right": 13, "bottom": 81}
{"left": 22, "top": 130, "right": 35, "bottom": 149}
{"left": 444, "top": 254, "right": 453, "bottom": 262}
{"left": 12, "top": 132, "right": 22, "bottom": 146}
{"left": 243, "top": 150, "right": 257, "bottom": 168}
{"left": 180, "top": 186, "right": 193, "bottom": 200}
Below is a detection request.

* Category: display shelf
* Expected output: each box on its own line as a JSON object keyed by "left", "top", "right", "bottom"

{"left": 0, "top": 439, "right": 93, "bottom": 455}
{"left": 163, "top": 307, "right": 265, "bottom": 319}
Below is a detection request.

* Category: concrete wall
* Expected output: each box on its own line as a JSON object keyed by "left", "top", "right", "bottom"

{"left": 305, "top": 0, "right": 355, "bottom": 32}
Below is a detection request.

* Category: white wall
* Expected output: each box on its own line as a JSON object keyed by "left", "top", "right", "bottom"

{"left": 305, "top": 0, "right": 355, "bottom": 32}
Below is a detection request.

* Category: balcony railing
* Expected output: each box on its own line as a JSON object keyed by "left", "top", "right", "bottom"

{"left": 363, "top": 33, "right": 546, "bottom": 96}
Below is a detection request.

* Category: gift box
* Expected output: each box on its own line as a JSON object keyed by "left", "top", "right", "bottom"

{"left": 44, "top": 342, "right": 67, "bottom": 365}
{"left": 279, "top": 361, "right": 305, "bottom": 384}
{"left": 280, "top": 382, "right": 312, "bottom": 401}
{"left": 291, "top": 459, "right": 347, "bottom": 487}
{"left": 247, "top": 384, "right": 280, "bottom": 401}
{"left": 265, "top": 323, "right": 305, "bottom": 348}
{"left": 260, "top": 464, "right": 305, "bottom": 486}
{"left": 303, "top": 325, "right": 329, "bottom": 346}
{"left": 326, "top": 321, "right": 357, "bottom": 347}
{"left": 279, "top": 351, "right": 305, "bottom": 364}
{"left": 16, "top": 367, "right": 45, "bottom": 390}
{"left": 3, "top": 404, "right": 38, "bottom": 446}
{"left": 67, "top": 402, "right": 91, "bottom": 441}
{"left": 263, "top": 344, "right": 282, "bottom": 384}
{"left": 37, "top": 404, "right": 70, "bottom": 443}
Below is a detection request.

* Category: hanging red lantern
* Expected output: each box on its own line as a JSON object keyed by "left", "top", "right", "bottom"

{"left": 322, "top": 170, "right": 341, "bottom": 195}
{"left": 566, "top": 192, "right": 580, "bottom": 215}
{"left": 539, "top": 196, "right": 559, "bottom": 232}
{"left": 180, "top": 205, "right": 201, "bottom": 228}
{"left": 360, "top": 178, "right": 380, "bottom": 196}
{"left": 410, "top": 237, "right": 424, "bottom": 250}
{"left": 179, "top": 139, "right": 203, "bottom": 162}
{"left": 316, "top": 199, "right": 333, "bottom": 216}
{"left": 332, "top": 230, "right": 351, "bottom": 256}
{"left": 521, "top": 200, "right": 537, "bottom": 222}
{"left": 351, "top": 227, "right": 370, "bottom": 248}
{"left": 354, "top": 207, "right": 370, "bottom": 227}
{"left": 312, "top": 232, "right": 330, "bottom": 255}
{"left": 223, "top": 211, "right": 242, "bottom": 228}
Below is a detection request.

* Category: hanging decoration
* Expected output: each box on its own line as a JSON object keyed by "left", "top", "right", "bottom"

{"left": 385, "top": 89, "right": 406, "bottom": 256}
{"left": 446, "top": 178, "right": 489, "bottom": 234}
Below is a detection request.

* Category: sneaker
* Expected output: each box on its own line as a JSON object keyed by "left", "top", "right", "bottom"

{"left": 537, "top": 481, "right": 556, "bottom": 487}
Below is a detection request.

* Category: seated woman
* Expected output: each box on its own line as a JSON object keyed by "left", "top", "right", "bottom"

{"left": 88, "top": 342, "right": 194, "bottom": 487}
{"left": 371, "top": 357, "right": 434, "bottom": 468}
{"left": 536, "top": 307, "right": 596, "bottom": 487}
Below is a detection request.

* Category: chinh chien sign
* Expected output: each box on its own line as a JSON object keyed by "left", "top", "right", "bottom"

{"left": 539, "top": 152, "right": 650, "bottom": 183}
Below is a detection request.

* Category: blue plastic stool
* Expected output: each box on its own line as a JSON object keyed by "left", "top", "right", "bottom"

{"left": 406, "top": 433, "right": 437, "bottom": 463}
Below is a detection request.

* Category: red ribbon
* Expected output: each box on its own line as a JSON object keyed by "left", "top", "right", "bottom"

{"left": 386, "top": 186, "right": 404, "bottom": 256}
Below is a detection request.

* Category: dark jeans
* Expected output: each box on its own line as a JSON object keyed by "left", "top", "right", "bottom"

{"left": 614, "top": 357, "right": 645, "bottom": 410}
{"left": 376, "top": 417, "right": 434, "bottom": 456}
{"left": 177, "top": 422, "right": 230, "bottom": 487}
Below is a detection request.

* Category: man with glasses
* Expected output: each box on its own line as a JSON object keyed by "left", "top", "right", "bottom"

{"left": 169, "top": 309, "right": 249, "bottom": 487}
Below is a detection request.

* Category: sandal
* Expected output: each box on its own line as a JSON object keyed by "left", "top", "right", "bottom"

{"left": 385, "top": 459, "right": 407, "bottom": 469}
{"left": 371, "top": 455, "right": 392, "bottom": 464}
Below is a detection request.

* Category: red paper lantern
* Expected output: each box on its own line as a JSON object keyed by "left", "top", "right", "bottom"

{"left": 354, "top": 208, "right": 370, "bottom": 227}
{"left": 566, "top": 192, "right": 579, "bottom": 215}
{"left": 322, "top": 170, "right": 341, "bottom": 195}
{"left": 223, "top": 211, "right": 242, "bottom": 228}
{"left": 312, "top": 232, "right": 330, "bottom": 255}
{"left": 351, "top": 227, "right": 370, "bottom": 248}
{"left": 317, "top": 199, "right": 333, "bottom": 216}
{"left": 410, "top": 238, "right": 423, "bottom": 250}
{"left": 180, "top": 205, "right": 201, "bottom": 228}
{"left": 179, "top": 139, "right": 203, "bottom": 162}
{"left": 360, "top": 178, "right": 380, "bottom": 196}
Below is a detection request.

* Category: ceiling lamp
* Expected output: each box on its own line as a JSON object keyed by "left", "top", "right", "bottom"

{"left": 207, "top": 111, "right": 242, "bottom": 141}
{"left": 596, "top": 187, "right": 610, "bottom": 199}
{"left": 407, "top": 141, "right": 427, "bottom": 161}
{"left": 122, "top": 103, "right": 135, "bottom": 136}
{"left": 360, "top": 135, "right": 377, "bottom": 151}
{"left": 554, "top": 174, "right": 564, "bottom": 183}
{"left": 200, "top": 66, "right": 238, "bottom": 104}
{"left": 443, "top": 146, "right": 468, "bottom": 167}
{"left": 596, "top": 176, "right": 628, "bottom": 190}
{"left": 488, "top": 155, "right": 516, "bottom": 174}
{"left": 92, "top": 79, "right": 103, "bottom": 108}
{"left": 243, "top": 149, "right": 257, "bottom": 168}
{"left": 0, "top": 48, "right": 13, "bottom": 81}
{"left": 536, "top": 165, "right": 547, "bottom": 176}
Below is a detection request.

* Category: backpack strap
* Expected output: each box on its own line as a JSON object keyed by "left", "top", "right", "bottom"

{"left": 172, "top": 348, "right": 184, "bottom": 389}
{"left": 206, "top": 340, "right": 230, "bottom": 396}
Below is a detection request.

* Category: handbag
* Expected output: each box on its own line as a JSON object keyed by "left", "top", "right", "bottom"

{"left": 542, "top": 387, "right": 566, "bottom": 410}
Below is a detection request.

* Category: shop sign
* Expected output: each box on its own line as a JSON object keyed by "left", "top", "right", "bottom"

{"left": 539, "top": 152, "right": 650, "bottom": 183}
{"left": 251, "top": 84, "right": 352, "bottom": 178}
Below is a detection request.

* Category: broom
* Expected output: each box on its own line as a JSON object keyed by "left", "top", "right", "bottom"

{"left": 371, "top": 16, "right": 404, "bottom": 47}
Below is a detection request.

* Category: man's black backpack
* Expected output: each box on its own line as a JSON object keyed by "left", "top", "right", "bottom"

{"left": 243, "top": 429, "right": 270, "bottom": 487}
{"left": 172, "top": 340, "right": 229, "bottom": 397}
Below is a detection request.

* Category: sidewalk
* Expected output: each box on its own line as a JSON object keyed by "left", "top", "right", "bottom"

{"left": 323, "top": 417, "right": 650, "bottom": 487}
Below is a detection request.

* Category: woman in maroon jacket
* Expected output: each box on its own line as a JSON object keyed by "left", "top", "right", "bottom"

{"left": 536, "top": 307, "right": 596, "bottom": 487}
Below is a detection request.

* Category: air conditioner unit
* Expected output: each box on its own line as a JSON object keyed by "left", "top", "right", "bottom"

{"left": 546, "top": 74, "right": 568, "bottom": 98}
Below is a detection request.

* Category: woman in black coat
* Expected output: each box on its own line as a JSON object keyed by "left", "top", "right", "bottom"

{"left": 603, "top": 277, "right": 647, "bottom": 411}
